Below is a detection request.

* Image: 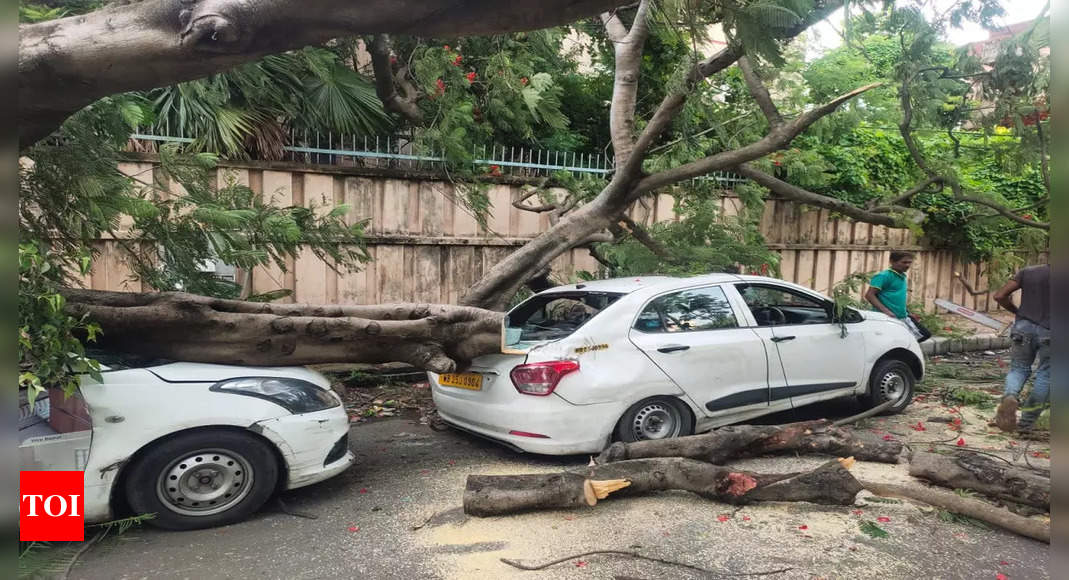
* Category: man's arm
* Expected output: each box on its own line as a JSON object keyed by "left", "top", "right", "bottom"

{"left": 992, "top": 278, "right": 1021, "bottom": 314}
{"left": 864, "top": 286, "right": 897, "bottom": 318}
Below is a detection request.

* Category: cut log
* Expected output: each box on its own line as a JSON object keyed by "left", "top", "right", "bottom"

{"left": 463, "top": 458, "right": 863, "bottom": 517}
{"left": 908, "top": 451, "right": 1049, "bottom": 509}
{"left": 863, "top": 481, "right": 1050, "bottom": 543}
{"left": 63, "top": 289, "right": 503, "bottom": 373}
{"left": 596, "top": 420, "right": 902, "bottom": 465}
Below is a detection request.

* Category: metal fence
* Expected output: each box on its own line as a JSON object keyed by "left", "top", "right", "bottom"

{"left": 128, "top": 129, "right": 745, "bottom": 185}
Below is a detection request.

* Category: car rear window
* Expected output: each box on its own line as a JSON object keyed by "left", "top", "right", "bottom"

{"left": 505, "top": 292, "right": 623, "bottom": 343}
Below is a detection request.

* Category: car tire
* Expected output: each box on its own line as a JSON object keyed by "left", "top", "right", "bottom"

{"left": 615, "top": 397, "right": 694, "bottom": 443}
{"left": 124, "top": 429, "right": 279, "bottom": 531}
{"left": 862, "top": 359, "right": 915, "bottom": 414}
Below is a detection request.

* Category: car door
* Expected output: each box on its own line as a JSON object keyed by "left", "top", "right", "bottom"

{"left": 733, "top": 282, "right": 867, "bottom": 408}
{"left": 628, "top": 285, "right": 773, "bottom": 418}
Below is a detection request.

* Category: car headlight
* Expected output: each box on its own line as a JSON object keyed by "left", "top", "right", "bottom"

{"left": 210, "top": 377, "right": 341, "bottom": 414}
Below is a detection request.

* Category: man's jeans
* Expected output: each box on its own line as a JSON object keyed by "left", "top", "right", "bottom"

{"left": 1003, "top": 318, "right": 1051, "bottom": 429}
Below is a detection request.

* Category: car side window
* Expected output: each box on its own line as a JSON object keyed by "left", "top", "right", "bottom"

{"left": 736, "top": 284, "right": 832, "bottom": 326}
{"left": 634, "top": 286, "right": 739, "bottom": 333}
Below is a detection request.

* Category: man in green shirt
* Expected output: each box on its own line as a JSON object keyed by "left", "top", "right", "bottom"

{"left": 865, "top": 251, "right": 926, "bottom": 340}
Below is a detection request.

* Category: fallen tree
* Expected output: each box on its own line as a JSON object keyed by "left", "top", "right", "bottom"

{"left": 63, "top": 288, "right": 502, "bottom": 373}
{"left": 463, "top": 457, "right": 862, "bottom": 517}
{"left": 596, "top": 419, "right": 903, "bottom": 465}
{"left": 908, "top": 450, "right": 1050, "bottom": 510}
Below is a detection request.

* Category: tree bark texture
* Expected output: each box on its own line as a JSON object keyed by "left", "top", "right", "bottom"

{"left": 19, "top": 0, "right": 632, "bottom": 146}
{"left": 908, "top": 451, "right": 1050, "bottom": 509}
{"left": 463, "top": 458, "right": 863, "bottom": 517}
{"left": 596, "top": 420, "right": 903, "bottom": 465}
{"left": 863, "top": 480, "right": 1050, "bottom": 544}
{"left": 63, "top": 288, "right": 502, "bottom": 373}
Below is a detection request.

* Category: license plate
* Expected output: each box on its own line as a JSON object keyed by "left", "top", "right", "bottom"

{"left": 439, "top": 373, "right": 483, "bottom": 391}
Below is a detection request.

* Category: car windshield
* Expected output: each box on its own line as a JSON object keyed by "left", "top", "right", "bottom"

{"left": 505, "top": 292, "right": 623, "bottom": 344}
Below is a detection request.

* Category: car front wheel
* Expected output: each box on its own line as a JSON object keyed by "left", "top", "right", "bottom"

{"left": 863, "top": 359, "right": 915, "bottom": 414}
{"left": 615, "top": 397, "right": 694, "bottom": 443}
{"left": 124, "top": 429, "right": 279, "bottom": 530}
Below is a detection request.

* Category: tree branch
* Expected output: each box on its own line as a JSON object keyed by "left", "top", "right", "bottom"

{"left": 954, "top": 195, "right": 1050, "bottom": 230}
{"left": 632, "top": 82, "right": 883, "bottom": 197}
{"left": 603, "top": 0, "right": 652, "bottom": 167}
{"left": 734, "top": 164, "right": 907, "bottom": 227}
{"left": 368, "top": 35, "right": 424, "bottom": 123}
{"left": 618, "top": 215, "right": 671, "bottom": 259}
{"left": 738, "top": 56, "right": 782, "bottom": 126}
{"left": 18, "top": 0, "right": 634, "bottom": 146}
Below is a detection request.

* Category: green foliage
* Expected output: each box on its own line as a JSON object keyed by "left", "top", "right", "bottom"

{"left": 19, "top": 244, "right": 102, "bottom": 400}
{"left": 858, "top": 519, "right": 890, "bottom": 539}
{"left": 937, "top": 509, "right": 989, "bottom": 530}
{"left": 594, "top": 194, "right": 778, "bottom": 278}
{"left": 948, "top": 387, "right": 997, "bottom": 410}
{"left": 146, "top": 48, "right": 392, "bottom": 159}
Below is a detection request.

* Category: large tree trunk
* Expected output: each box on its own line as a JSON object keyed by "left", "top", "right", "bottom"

{"left": 18, "top": 0, "right": 632, "bottom": 147}
{"left": 908, "top": 451, "right": 1050, "bottom": 509}
{"left": 64, "top": 288, "right": 502, "bottom": 373}
{"left": 596, "top": 420, "right": 904, "bottom": 465}
{"left": 463, "top": 458, "right": 862, "bottom": 517}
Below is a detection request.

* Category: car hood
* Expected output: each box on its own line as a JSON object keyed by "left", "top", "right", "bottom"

{"left": 858, "top": 309, "right": 895, "bottom": 322}
{"left": 146, "top": 362, "right": 331, "bottom": 389}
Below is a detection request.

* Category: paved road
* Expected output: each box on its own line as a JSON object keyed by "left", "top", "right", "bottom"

{"left": 72, "top": 411, "right": 1049, "bottom": 580}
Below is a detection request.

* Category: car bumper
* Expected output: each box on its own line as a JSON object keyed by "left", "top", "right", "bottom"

{"left": 252, "top": 405, "right": 354, "bottom": 490}
{"left": 432, "top": 388, "right": 621, "bottom": 455}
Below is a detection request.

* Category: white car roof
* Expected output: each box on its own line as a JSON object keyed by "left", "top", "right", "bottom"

{"left": 539, "top": 273, "right": 830, "bottom": 299}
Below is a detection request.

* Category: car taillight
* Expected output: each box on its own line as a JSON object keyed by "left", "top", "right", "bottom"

{"left": 509, "top": 360, "right": 579, "bottom": 396}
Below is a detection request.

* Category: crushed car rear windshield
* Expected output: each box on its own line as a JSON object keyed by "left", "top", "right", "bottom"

{"left": 505, "top": 292, "right": 623, "bottom": 343}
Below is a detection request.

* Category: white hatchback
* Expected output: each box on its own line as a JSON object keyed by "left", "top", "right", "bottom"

{"left": 19, "top": 357, "right": 354, "bottom": 530}
{"left": 430, "top": 274, "right": 924, "bottom": 455}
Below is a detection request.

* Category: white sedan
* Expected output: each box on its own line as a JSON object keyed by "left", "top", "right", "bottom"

{"left": 19, "top": 358, "right": 353, "bottom": 530}
{"left": 430, "top": 274, "right": 924, "bottom": 455}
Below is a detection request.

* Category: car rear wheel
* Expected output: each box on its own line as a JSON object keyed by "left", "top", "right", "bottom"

{"left": 615, "top": 397, "right": 694, "bottom": 443}
{"left": 862, "top": 359, "right": 915, "bottom": 414}
{"left": 124, "top": 429, "right": 279, "bottom": 530}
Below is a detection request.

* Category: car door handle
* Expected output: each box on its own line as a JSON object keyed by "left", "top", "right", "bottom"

{"left": 657, "top": 345, "right": 690, "bottom": 353}
{"left": 770, "top": 335, "right": 796, "bottom": 343}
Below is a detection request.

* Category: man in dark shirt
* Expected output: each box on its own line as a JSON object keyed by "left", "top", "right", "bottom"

{"left": 992, "top": 264, "right": 1050, "bottom": 433}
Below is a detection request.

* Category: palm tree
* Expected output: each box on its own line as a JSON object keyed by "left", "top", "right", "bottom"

{"left": 144, "top": 47, "right": 393, "bottom": 159}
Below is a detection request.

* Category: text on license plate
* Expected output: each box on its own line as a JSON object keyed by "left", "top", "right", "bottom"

{"left": 439, "top": 373, "right": 483, "bottom": 390}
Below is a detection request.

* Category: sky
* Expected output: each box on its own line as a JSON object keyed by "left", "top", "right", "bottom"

{"left": 806, "top": 0, "right": 1050, "bottom": 57}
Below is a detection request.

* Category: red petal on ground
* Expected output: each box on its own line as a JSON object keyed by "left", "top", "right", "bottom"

{"left": 798, "top": 525, "right": 808, "bottom": 530}
{"left": 575, "top": 561, "right": 588, "bottom": 568}
{"left": 883, "top": 434, "right": 894, "bottom": 441}
{"left": 996, "top": 573, "right": 1008, "bottom": 580}
{"left": 717, "top": 515, "right": 731, "bottom": 522}
{"left": 348, "top": 526, "right": 359, "bottom": 532}
{"left": 1000, "top": 561, "right": 1010, "bottom": 566}
{"left": 877, "top": 516, "right": 891, "bottom": 523}
{"left": 852, "top": 510, "right": 864, "bottom": 516}
{"left": 742, "top": 516, "right": 752, "bottom": 522}
{"left": 359, "top": 488, "right": 368, "bottom": 493}
{"left": 957, "top": 438, "right": 966, "bottom": 446}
